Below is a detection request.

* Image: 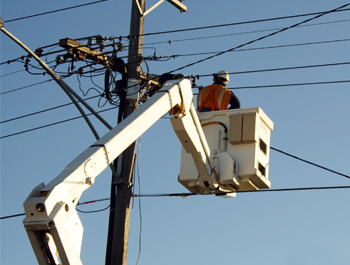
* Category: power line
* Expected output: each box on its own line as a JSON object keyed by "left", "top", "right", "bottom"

{"left": 140, "top": 7, "right": 350, "bottom": 37}
{"left": 0, "top": 79, "right": 52, "bottom": 95}
{"left": 2, "top": 79, "right": 349, "bottom": 137}
{"left": 0, "top": 57, "right": 24, "bottom": 66}
{"left": 3, "top": 37, "right": 348, "bottom": 90}
{"left": 3, "top": 0, "right": 108, "bottom": 23}
{"left": 0, "top": 69, "right": 25, "bottom": 77}
{"left": 0, "top": 106, "right": 118, "bottom": 139}
{"left": 0, "top": 95, "right": 100, "bottom": 124}
{"left": 134, "top": 185, "right": 350, "bottom": 197}
{"left": 0, "top": 59, "right": 350, "bottom": 124}
{"left": 143, "top": 18, "right": 350, "bottom": 46}
{"left": 197, "top": 61, "right": 350, "bottom": 78}
{"left": 2, "top": 8, "right": 349, "bottom": 66}
{"left": 2, "top": 185, "right": 350, "bottom": 220}
{"left": 0, "top": 213, "right": 25, "bottom": 220}
{"left": 227, "top": 80, "right": 350, "bottom": 90}
{"left": 170, "top": 3, "right": 350, "bottom": 73}
{"left": 174, "top": 38, "right": 350, "bottom": 58}
{"left": 0, "top": 198, "right": 111, "bottom": 219}
{"left": 271, "top": 147, "right": 350, "bottom": 179}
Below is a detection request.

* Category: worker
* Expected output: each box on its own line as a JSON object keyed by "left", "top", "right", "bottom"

{"left": 197, "top": 70, "right": 240, "bottom": 112}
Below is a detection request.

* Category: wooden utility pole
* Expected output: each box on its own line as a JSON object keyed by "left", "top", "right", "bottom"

{"left": 105, "top": 1, "right": 145, "bottom": 265}
{"left": 105, "top": 2, "right": 186, "bottom": 265}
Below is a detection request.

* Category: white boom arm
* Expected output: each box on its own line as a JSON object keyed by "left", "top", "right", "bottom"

{"left": 23, "top": 79, "right": 219, "bottom": 265}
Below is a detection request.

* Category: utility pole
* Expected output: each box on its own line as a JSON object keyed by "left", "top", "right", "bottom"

{"left": 106, "top": 1, "right": 187, "bottom": 265}
{"left": 105, "top": 1, "right": 145, "bottom": 265}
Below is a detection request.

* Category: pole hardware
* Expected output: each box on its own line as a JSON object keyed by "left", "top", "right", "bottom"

{"left": 135, "top": 0, "right": 187, "bottom": 16}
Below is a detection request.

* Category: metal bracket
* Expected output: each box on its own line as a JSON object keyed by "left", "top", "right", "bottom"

{"left": 135, "top": 0, "right": 187, "bottom": 17}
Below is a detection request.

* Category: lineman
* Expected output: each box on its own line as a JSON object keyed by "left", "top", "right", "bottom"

{"left": 197, "top": 70, "right": 240, "bottom": 112}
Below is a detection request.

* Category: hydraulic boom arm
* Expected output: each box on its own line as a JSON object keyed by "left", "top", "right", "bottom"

{"left": 23, "top": 79, "right": 218, "bottom": 265}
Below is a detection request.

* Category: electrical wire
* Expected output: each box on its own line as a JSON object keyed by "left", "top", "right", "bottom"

{"left": 227, "top": 80, "right": 350, "bottom": 90}
{"left": 0, "top": 57, "right": 24, "bottom": 65}
{"left": 271, "top": 147, "right": 350, "bottom": 179}
{"left": 1, "top": 198, "right": 110, "bottom": 220}
{"left": 3, "top": 37, "right": 348, "bottom": 79}
{"left": 139, "top": 7, "right": 350, "bottom": 38}
{"left": 0, "top": 95, "right": 100, "bottom": 124}
{"left": 77, "top": 198, "right": 110, "bottom": 206}
{"left": 76, "top": 205, "right": 110, "bottom": 214}
{"left": 174, "top": 38, "right": 350, "bottom": 58}
{"left": 0, "top": 79, "right": 53, "bottom": 95}
{"left": 2, "top": 8, "right": 349, "bottom": 67}
{"left": 197, "top": 61, "right": 350, "bottom": 78}
{"left": 0, "top": 213, "right": 25, "bottom": 220}
{"left": 77, "top": 73, "right": 103, "bottom": 97}
{"left": 133, "top": 185, "right": 350, "bottom": 197}
{"left": 169, "top": 3, "right": 350, "bottom": 73}
{"left": 135, "top": 137, "right": 142, "bottom": 265}
{"left": 2, "top": 78, "right": 349, "bottom": 130}
{"left": 2, "top": 185, "right": 350, "bottom": 220}
{"left": 0, "top": 69, "right": 25, "bottom": 77}
{"left": 142, "top": 18, "right": 350, "bottom": 46}
{"left": 0, "top": 106, "right": 118, "bottom": 139}
{"left": 3, "top": 0, "right": 109, "bottom": 23}
{"left": 2, "top": 60, "right": 348, "bottom": 121}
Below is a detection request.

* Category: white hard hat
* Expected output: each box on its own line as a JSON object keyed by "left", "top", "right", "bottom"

{"left": 215, "top": 70, "right": 229, "bottom": 82}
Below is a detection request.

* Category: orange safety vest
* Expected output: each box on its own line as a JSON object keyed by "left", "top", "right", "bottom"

{"left": 197, "top": 84, "right": 231, "bottom": 111}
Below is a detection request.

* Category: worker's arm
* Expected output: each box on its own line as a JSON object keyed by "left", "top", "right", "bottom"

{"left": 228, "top": 90, "right": 240, "bottom": 109}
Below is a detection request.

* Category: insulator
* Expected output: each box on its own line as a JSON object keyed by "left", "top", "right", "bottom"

{"left": 34, "top": 48, "right": 43, "bottom": 57}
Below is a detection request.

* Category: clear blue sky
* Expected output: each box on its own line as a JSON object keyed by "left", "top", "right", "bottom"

{"left": 1, "top": 1, "right": 350, "bottom": 264}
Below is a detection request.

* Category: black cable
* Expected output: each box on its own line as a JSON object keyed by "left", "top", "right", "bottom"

{"left": 175, "top": 38, "right": 350, "bottom": 58}
{"left": 0, "top": 79, "right": 52, "bottom": 95}
{"left": 192, "top": 79, "right": 350, "bottom": 95}
{"left": 135, "top": 137, "right": 142, "bottom": 265}
{"left": 76, "top": 205, "right": 110, "bottom": 214}
{"left": 139, "top": 7, "right": 350, "bottom": 38}
{"left": 0, "top": 95, "right": 100, "bottom": 124}
{"left": 2, "top": 185, "right": 350, "bottom": 220}
{"left": 133, "top": 185, "right": 350, "bottom": 197}
{"left": 271, "top": 147, "right": 350, "bottom": 179}
{"left": 0, "top": 69, "right": 25, "bottom": 77}
{"left": 195, "top": 61, "right": 350, "bottom": 78}
{"left": 2, "top": 78, "right": 348, "bottom": 132}
{"left": 227, "top": 80, "right": 350, "bottom": 90}
{"left": 1, "top": 8, "right": 349, "bottom": 71}
{"left": 77, "top": 73, "right": 102, "bottom": 97}
{"left": 3, "top": 0, "right": 108, "bottom": 23}
{"left": 0, "top": 213, "right": 25, "bottom": 220}
{"left": 3, "top": 37, "right": 348, "bottom": 78}
{"left": 0, "top": 57, "right": 24, "bottom": 66}
{"left": 2, "top": 60, "right": 349, "bottom": 124}
{"left": 1, "top": 64, "right": 106, "bottom": 96}
{"left": 2, "top": 7, "right": 349, "bottom": 66}
{"left": 0, "top": 106, "right": 118, "bottom": 139}
{"left": 170, "top": 3, "right": 350, "bottom": 73}
{"left": 142, "top": 18, "right": 350, "bottom": 46}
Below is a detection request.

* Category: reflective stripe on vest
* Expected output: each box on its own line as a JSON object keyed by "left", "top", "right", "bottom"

{"left": 217, "top": 87, "right": 226, "bottom": 110}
